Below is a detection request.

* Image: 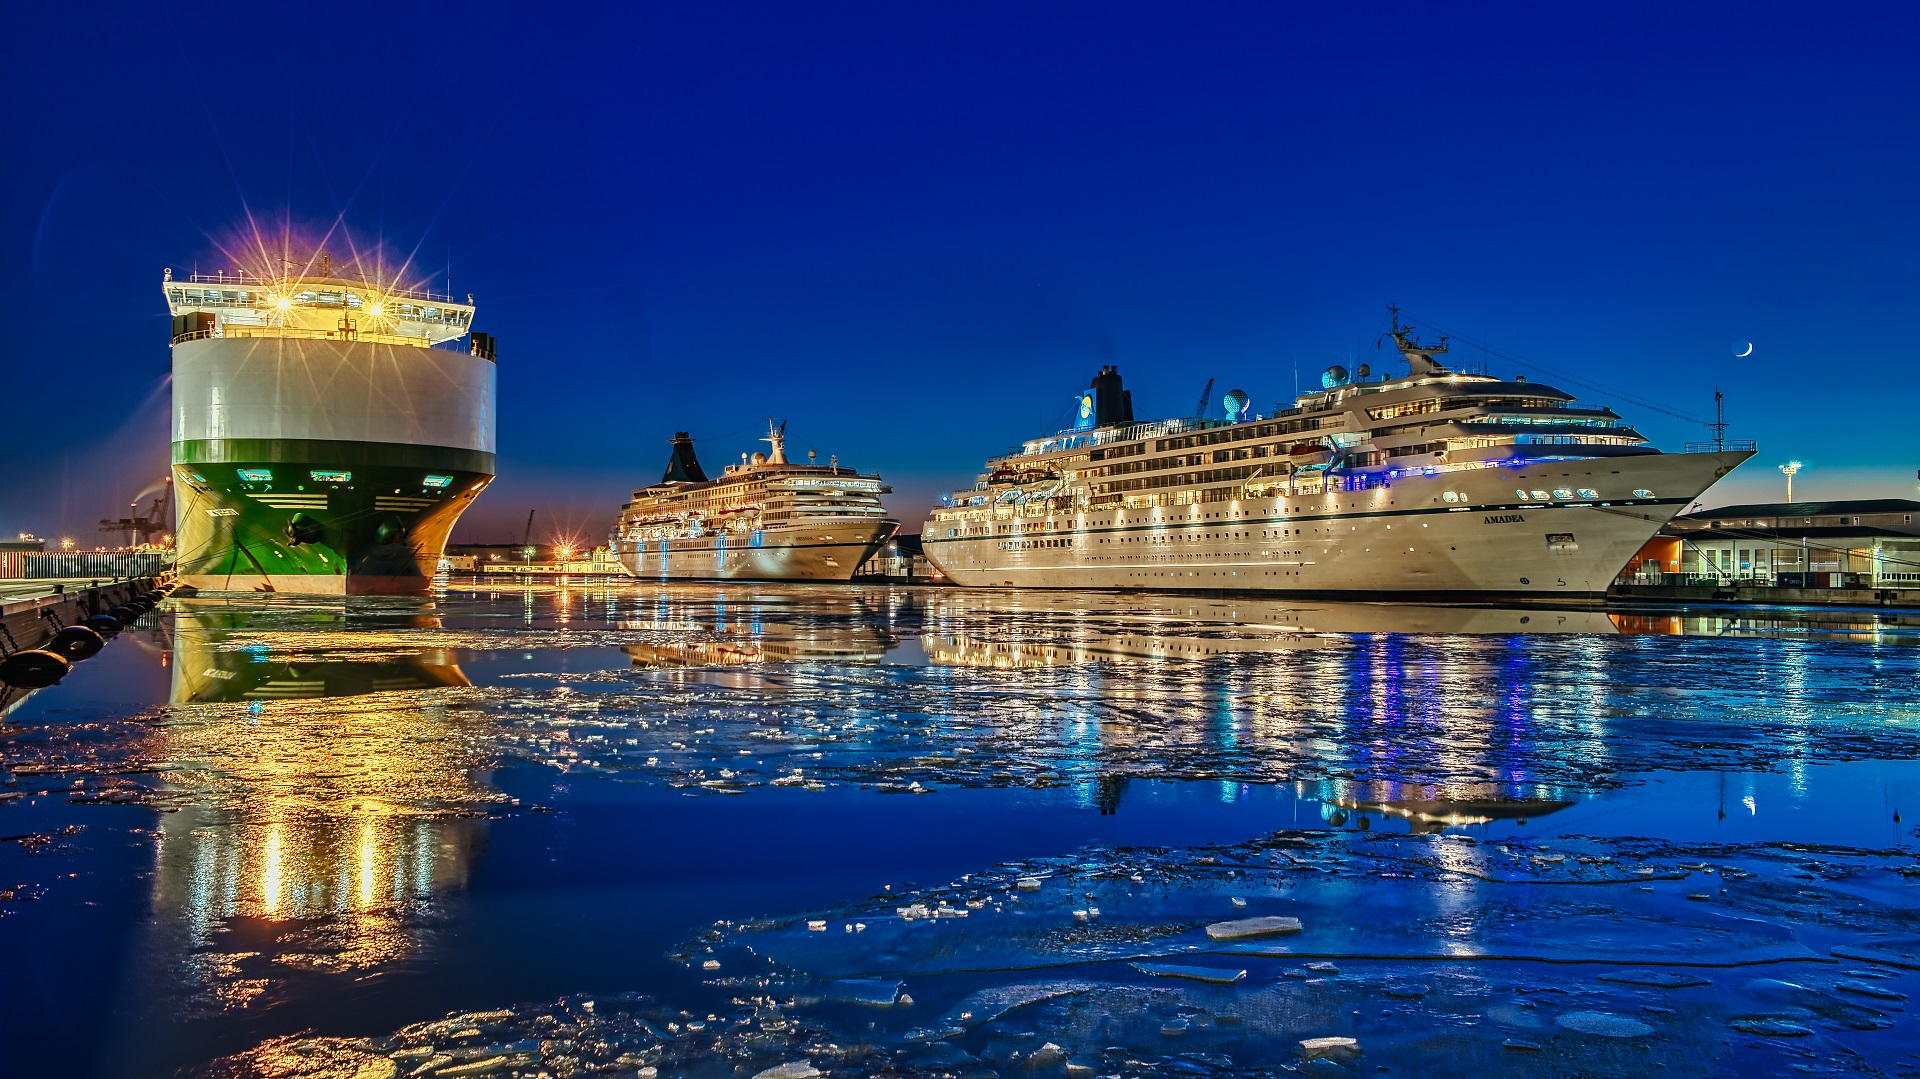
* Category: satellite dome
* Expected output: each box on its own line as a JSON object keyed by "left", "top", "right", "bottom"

{"left": 1321, "top": 365, "right": 1350, "bottom": 389}
{"left": 1223, "top": 389, "right": 1250, "bottom": 420}
{"left": 750, "top": 451, "right": 768, "bottom": 465}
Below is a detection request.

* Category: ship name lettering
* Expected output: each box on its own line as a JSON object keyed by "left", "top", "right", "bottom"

{"left": 1483, "top": 513, "right": 1525, "bottom": 524}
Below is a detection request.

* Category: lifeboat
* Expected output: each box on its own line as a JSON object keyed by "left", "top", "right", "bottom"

{"left": 1287, "top": 444, "right": 1333, "bottom": 467}
{"left": 987, "top": 467, "right": 1059, "bottom": 485}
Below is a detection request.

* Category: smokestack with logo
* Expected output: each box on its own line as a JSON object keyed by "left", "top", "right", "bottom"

{"left": 662, "top": 432, "right": 708, "bottom": 483}
{"left": 1089, "top": 365, "right": 1133, "bottom": 427}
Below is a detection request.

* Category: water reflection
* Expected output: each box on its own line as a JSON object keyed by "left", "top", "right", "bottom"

{"left": 919, "top": 596, "right": 1627, "bottom": 668}
{"left": 1611, "top": 607, "right": 1920, "bottom": 641}
{"left": 622, "top": 619, "right": 891, "bottom": 669}
{"left": 1327, "top": 786, "right": 1575, "bottom": 832}
{"left": 407, "top": 585, "right": 1916, "bottom": 812}
{"left": 153, "top": 600, "right": 491, "bottom": 1008}
{"left": 107, "top": 590, "right": 1920, "bottom": 1004}
{"left": 7, "top": 582, "right": 1917, "bottom": 1079}
{"left": 170, "top": 598, "right": 471, "bottom": 702}
{"left": 924, "top": 592, "right": 1629, "bottom": 638}
{"left": 921, "top": 631, "right": 1337, "bottom": 666}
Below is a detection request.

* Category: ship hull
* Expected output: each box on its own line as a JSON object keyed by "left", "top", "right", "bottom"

{"left": 617, "top": 519, "right": 895, "bottom": 582}
{"left": 923, "top": 450, "right": 1748, "bottom": 598}
{"left": 170, "top": 336, "right": 496, "bottom": 597}
{"left": 171, "top": 439, "right": 493, "bottom": 595}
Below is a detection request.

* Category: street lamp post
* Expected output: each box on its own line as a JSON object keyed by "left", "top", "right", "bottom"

{"left": 1779, "top": 460, "right": 1803, "bottom": 503}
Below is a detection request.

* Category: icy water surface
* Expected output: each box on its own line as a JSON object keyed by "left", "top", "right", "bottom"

{"left": 1, "top": 583, "right": 1916, "bottom": 1078}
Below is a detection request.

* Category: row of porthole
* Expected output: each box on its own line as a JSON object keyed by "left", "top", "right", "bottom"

{"left": 1516, "top": 487, "right": 1652, "bottom": 502}
{"left": 954, "top": 484, "right": 1659, "bottom": 540}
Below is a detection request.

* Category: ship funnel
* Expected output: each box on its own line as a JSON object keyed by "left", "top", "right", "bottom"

{"left": 663, "top": 432, "right": 708, "bottom": 483}
{"left": 1089, "top": 365, "right": 1134, "bottom": 428}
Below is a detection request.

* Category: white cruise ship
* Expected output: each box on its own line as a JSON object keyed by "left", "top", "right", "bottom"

{"left": 922, "top": 316, "right": 1753, "bottom": 598}
{"left": 613, "top": 424, "right": 896, "bottom": 581}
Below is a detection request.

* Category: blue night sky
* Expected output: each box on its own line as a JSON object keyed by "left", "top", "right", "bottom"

{"left": 3, "top": 3, "right": 1916, "bottom": 546}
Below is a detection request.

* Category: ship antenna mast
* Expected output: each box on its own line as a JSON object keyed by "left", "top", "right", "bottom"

{"left": 1710, "top": 388, "right": 1727, "bottom": 451}
{"left": 763, "top": 419, "right": 789, "bottom": 464}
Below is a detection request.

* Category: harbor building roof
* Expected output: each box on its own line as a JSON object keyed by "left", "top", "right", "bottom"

{"left": 1666, "top": 499, "right": 1920, "bottom": 539}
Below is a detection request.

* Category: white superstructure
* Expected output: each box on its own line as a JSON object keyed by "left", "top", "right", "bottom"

{"left": 923, "top": 316, "right": 1752, "bottom": 598}
{"left": 613, "top": 424, "right": 897, "bottom": 581}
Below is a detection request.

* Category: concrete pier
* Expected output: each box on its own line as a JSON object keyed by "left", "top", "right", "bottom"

{"left": 0, "top": 577, "right": 161, "bottom": 656}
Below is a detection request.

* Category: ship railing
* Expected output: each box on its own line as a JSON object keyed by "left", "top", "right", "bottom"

{"left": 994, "top": 416, "right": 1233, "bottom": 464}
{"left": 169, "top": 325, "right": 465, "bottom": 351}
{"left": 1681, "top": 440, "right": 1759, "bottom": 453}
{"left": 180, "top": 270, "right": 459, "bottom": 305}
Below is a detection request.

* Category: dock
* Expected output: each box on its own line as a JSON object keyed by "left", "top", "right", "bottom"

{"left": 0, "top": 577, "right": 163, "bottom": 657}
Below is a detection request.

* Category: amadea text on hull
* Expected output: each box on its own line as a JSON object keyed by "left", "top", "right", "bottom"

{"left": 923, "top": 313, "right": 1752, "bottom": 597}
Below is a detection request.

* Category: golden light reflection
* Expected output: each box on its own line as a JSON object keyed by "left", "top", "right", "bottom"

{"left": 154, "top": 599, "right": 492, "bottom": 990}
{"left": 358, "top": 817, "right": 377, "bottom": 908}
{"left": 262, "top": 826, "right": 283, "bottom": 915}
{"left": 621, "top": 598, "right": 891, "bottom": 670}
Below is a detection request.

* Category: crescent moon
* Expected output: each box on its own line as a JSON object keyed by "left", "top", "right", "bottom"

{"left": 1734, "top": 342, "right": 1754, "bottom": 357}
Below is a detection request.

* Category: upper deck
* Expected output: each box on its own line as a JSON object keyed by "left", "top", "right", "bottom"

{"left": 934, "top": 319, "right": 1701, "bottom": 516}
{"left": 625, "top": 464, "right": 887, "bottom": 508}
{"left": 164, "top": 267, "right": 476, "bottom": 349}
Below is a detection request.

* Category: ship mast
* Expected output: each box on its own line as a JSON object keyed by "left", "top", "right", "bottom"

{"left": 1387, "top": 304, "right": 1452, "bottom": 378}
{"left": 763, "top": 420, "right": 789, "bottom": 465}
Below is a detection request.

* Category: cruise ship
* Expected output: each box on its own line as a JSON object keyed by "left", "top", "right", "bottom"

{"left": 166, "top": 249, "right": 495, "bottom": 595}
{"left": 612, "top": 424, "right": 896, "bottom": 580}
{"left": 922, "top": 316, "right": 1752, "bottom": 597}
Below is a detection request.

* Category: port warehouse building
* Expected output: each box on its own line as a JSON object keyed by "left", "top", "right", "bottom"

{"left": 1624, "top": 499, "right": 1920, "bottom": 587}
{"left": 0, "top": 540, "right": 171, "bottom": 581}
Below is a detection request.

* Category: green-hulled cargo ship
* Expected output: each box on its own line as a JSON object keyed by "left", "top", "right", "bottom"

{"left": 165, "top": 254, "right": 497, "bottom": 594}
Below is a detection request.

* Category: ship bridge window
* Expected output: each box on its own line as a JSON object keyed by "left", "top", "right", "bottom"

{"left": 237, "top": 468, "right": 273, "bottom": 482}
{"left": 1479, "top": 396, "right": 1566, "bottom": 409}
{"left": 423, "top": 474, "right": 454, "bottom": 488}
{"left": 1367, "top": 398, "right": 1442, "bottom": 421}
{"left": 1632, "top": 489, "right": 1654, "bottom": 498}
